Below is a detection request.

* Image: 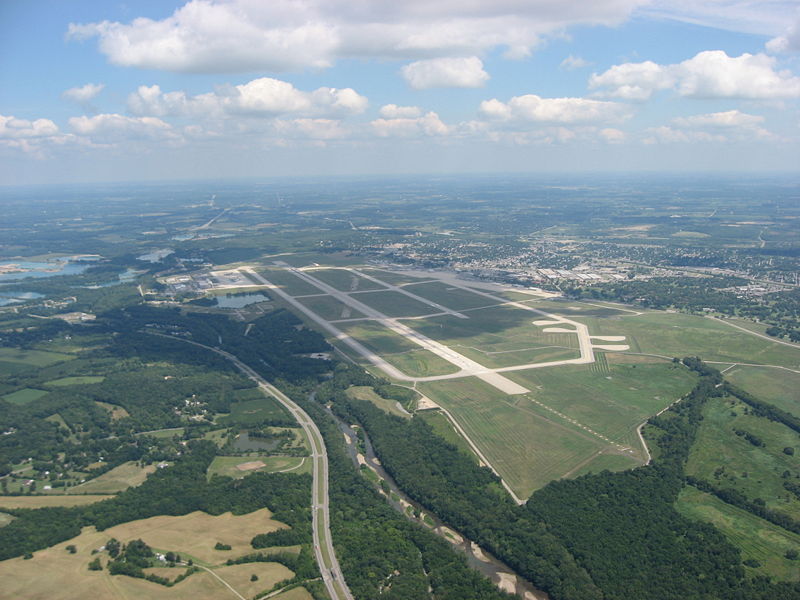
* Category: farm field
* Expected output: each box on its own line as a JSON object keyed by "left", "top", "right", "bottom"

{"left": 0, "top": 509, "right": 293, "bottom": 600}
{"left": 685, "top": 396, "right": 800, "bottom": 520}
{"left": 0, "top": 347, "right": 75, "bottom": 367}
{"left": 219, "top": 394, "right": 293, "bottom": 426}
{"left": 725, "top": 366, "right": 800, "bottom": 418}
{"left": 45, "top": 376, "right": 106, "bottom": 387}
{"left": 419, "top": 377, "right": 606, "bottom": 499}
{"left": 70, "top": 462, "right": 157, "bottom": 494}
{"left": 676, "top": 485, "right": 800, "bottom": 582}
{"left": 2, "top": 387, "right": 49, "bottom": 405}
{"left": 0, "top": 495, "right": 112, "bottom": 509}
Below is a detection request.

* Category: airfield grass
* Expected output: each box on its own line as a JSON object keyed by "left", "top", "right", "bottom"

{"left": 676, "top": 485, "right": 800, "bottom": 582}
{"left": 346, "top": 386, "right": 410, "bottom": 419}
{"left": 297, "top": 294, "right": 365, "bottom": 321}
{"left": 393, "top": 281, "right": 498, "bottom": 311}
{"left": 337, "top": 320, "right": 419, "bottom": 354}
{"left": 45, "top": 376, "right": 105, "bottom": 387}
{"left": 383, "top": 348, "right": 461, "bottom": 378}
{"left": 416, "top": 410, "right": 478, "bottom": 461}
{"left": 0, "top": 347, "right": 75, "bottom": 367}
{"left": 305, "top": 268, "right": 387, "bottom": 292}
{"left": 419, "top": 377, "right": 606, "bottom": 499}
{"left": 685, "top": 396, "right": 800, "bottom": 520}
{"left": 574, "top": 311, "right": 800, "bottom": 368}
{"left": 258, "top": 268, "right": 322, "bottom": 296}
{"left": 0, "top": 509, "right": 291, "bottom": 600}
{"left": 0, "top": 495, "right": 112, "bottom": 509}
{"left": 70, "top": 461, "right": 157, "bottom": 494}
{"left": 94, "top": 400, "right": 130, "bottom": 420}
{"left": 352, "top": 290, "right": 443, "bottom": 318}
{"left": 456, "top": 345, "right": 579, "bottom": 368}
{"left": 2, "top": 387, "right": 49, "bottom": 405}
{"left": 568, "top": 452, "right": 642, "bottom": 478}
{"left": 207, "top": 455, "right": 309, "bottom": 479}
{"left": 725, "top": 366, "right": 800, "bottom": 418}
{"left": 506, "top": 362, "right": 696, "bottom": 450}
{"left": 359, "top": 268, "right": 433, "bottom": 286}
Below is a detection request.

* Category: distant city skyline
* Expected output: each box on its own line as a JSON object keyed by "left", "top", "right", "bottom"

{"left": 1, "top": 0, "right": 799, "bottom": 185}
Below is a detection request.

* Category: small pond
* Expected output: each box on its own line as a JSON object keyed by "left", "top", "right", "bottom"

{"left": 231, "top": 432, "right": 281, "bottom": 452}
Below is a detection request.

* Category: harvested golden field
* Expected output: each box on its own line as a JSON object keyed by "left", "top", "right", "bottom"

{"left": 0, "top": 509, "right": 291, "bottom": 600}
{"left": 0, "top": 495, "right": 112, "bottom": 509}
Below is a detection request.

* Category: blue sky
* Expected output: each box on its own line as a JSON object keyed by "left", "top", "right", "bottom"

{"left": 1, "top": 0, "right": 799, "bottom": 184}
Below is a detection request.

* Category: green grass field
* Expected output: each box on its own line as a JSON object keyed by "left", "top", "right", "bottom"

{"left": 45, "top": 376, "right": 106, "bottom": 387}
{"left": 0, "top": 347, "right": 75, "bottom": 366}
{"left": 406, "top": 306, "right": 580, "bottom": 368}
{"left": 416, "top": 410, "right": 478, "bottom": 461}
{"left": 725, "top": 366, "right": 800, "bottom": 418}
{"left": 568, "top": 452, "right": 641, "bottom": 478}
{"left": 574, "top": 311, "right": 800, "bottom": 368}
{"left": 676, "top": 485, "right": 800, "bottom": 582}
{"left": 359, "top": 268, "right": 434, "bottom": 286}
{"left": 685, "top": 396, "right": 800, "bottom": 520}
{"left": 219, "top": 394, "right": 293, "bottom": 426}
{"left": 338, "top": 320, "right": 420, "bottom": 354}
{"left": 399, "top": 281, "right": 499, "bottom": 311}
{"left": 346, "top": 386, "right": 411, "bottom": 418}
{"left": 2, "top": 387, "right": 49, "bottom": 405}
{"left": 305, "top": 268, "right": 387, "bottom": 292}
{"left": 297, "top": 294, "right": 365, "bottom": 321}
{"left": 207, "top": 455, "right": 310, "bottom": 479}
{"left": 71, "top": 461, "right": 157, "bottom": 494}
{"left": 352, "top": 290, "right": 441, "bottom": 318}
{"left": 419, "top": 377, "right": 607, "bottom": 499}
{"left": 257, "top": 268, "right": 323, "bottom": 296}
{"left": 381, "top": 348, "right": 461, "bottom": 377}
{"left": 506, "top": 362, "right": 697, "bottom": 452}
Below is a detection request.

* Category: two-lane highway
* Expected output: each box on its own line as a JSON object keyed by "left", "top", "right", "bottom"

{"left": 146, "top": 333, "right": 353, "bottom": 600}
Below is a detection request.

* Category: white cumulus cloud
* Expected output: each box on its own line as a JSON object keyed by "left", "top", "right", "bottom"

{"left": 68, "top": 114, "right": 178, "bottom": 143}
{"left": 479, "top": 94, "right": 630, "bottom": 124}
{"left": 379, "top": 104, "right": 422, "bottom": 118}
{"left": 128, "top": 78, "right": 367, "bottom": 118}
{"left": 62, "top": 83, "right": 105, "bottom": 104}
{"left": 401, "top": 57, "right": 489, "bottom": 89}
{"left": 591, "top": 51, "right": 800, "bottom": 100}
{"left": 560, "top": 55, "right": 591, "bottom": 70}
{"left": 767, "top": 17, "right": 800, "bottom": 53}
{"left": 67, "top": 0, "right": 647, "bottom": 73}
{"left": 371, "top": 111, "right": 449, "bottom": 137}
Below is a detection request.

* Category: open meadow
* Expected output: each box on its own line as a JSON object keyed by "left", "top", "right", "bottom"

{"left": 70, "top": 462, "right": 157, "bottom": 494}
{"left": 725, "top": 366, "right": 800, "bottom": 418}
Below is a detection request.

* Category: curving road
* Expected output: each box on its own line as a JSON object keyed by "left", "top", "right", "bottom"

{"left": 146, "top": 333, "right": 353, "bottom": 600}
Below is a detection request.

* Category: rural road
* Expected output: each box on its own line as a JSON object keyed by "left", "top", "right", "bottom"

{"left": 146, "top": 333, "right": 353, "bottom": 600}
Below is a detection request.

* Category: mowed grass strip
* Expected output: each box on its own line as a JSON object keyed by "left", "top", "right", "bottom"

{"left": 2, "top": 387, "right": 49, "bottom": 405}
{"left": 350, "top": 290, "right": 441, "bottom": 318}
{"left": 0, "top": 509, "right": 291, "bottom": 599}
{"left": 676, "top": 485, "right": 800, "bottom": 582}
{"left": 685, "top": 396, "right": 800, "bottom": 521}
{"left": 305, "top": 268, "right": 387, "bottom": 292}
{"left": 0, "top": 347, "right": 75, "bottom": 366}
{"left": 725, "top": 366, "right": 800, "bottom": 418}
{"left": 398, "top": 281, "right": 498, "bottom": 311}
{"left": 417, "top": 410, "right": 478, "bottom": 461}
{"left": 419, "top": 377, "right": 605, "bottom": 499}
{"left": 297, "top": 294, "right": 365, "bottom": 321}
{"left": 506, "top": 362, "right": 696, "bottom": 449}
{"left": 0, "top": 495, "right": 112, "bottom": 509}
{"left": 257, "top": 268, "right": 323, "bottom": 296}
{"left": 71, "top": 461, "right": 157, "bottom": 494}
{"left": 45, "top": 376, "right": 105, "bottom": 387}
